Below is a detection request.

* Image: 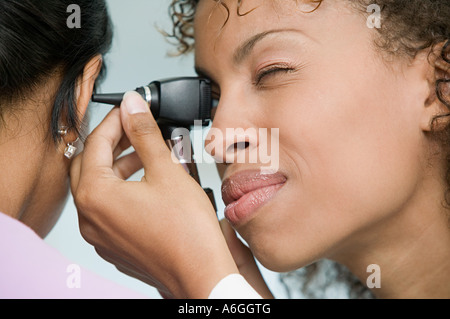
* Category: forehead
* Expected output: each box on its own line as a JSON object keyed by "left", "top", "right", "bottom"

{"left": 196, "top": 0, "right": 322, "bottom": 16}
{"left": 195, "top": 0, "right": 313, "bottom": 35}
{"left": 193, "top": 0, "right": 354, "bottom": 63}
{"left": 195, "top": 1, "right": 304, "bottom": 54}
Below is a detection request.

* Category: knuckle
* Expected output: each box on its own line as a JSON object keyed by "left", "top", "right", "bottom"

{"left": 73, "top": 180, "right": 99, "bottom": 213}
{"left": 73, "top": 183, "right": 106, "bottom": 245}
{"left": 78, "top": 221, "right": 96, "bottom": 245}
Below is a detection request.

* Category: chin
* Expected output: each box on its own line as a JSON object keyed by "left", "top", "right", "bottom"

{"left": 239, "top": 219, "right": 315, "bottom": 273}
{"left": 251, "top": 241, "right": 311, "bottom": 273}
{"left": 237, "top": 201, "right": 335, "bottom": 273}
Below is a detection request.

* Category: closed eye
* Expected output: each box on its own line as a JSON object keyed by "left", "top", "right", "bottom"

{"left": 254, "top": 64, "right": 296, "bottom": 87}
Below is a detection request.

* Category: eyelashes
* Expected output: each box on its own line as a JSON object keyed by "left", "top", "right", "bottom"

{"left": 208, "top": 62, "right": 302, "bottom": 109}
{"left": 254, "top": 63, "right": 298, "bottom": 87}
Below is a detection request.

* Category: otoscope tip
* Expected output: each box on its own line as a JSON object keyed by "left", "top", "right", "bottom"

{"left": 91, "top": 92, "right": 126, "bottom": 105}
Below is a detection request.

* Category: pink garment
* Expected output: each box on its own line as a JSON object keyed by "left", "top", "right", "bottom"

{"left": 0, "top": 212, "right": 146, "bottom": 299}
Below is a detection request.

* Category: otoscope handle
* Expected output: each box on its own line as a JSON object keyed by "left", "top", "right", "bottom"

{"left": 160, "top": 123, "right": 217, "bottom": 214}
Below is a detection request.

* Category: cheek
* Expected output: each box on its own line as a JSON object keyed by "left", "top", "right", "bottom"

{"left": 310, "top": 79, "right": 421, "bottom": 206}
{"left": 243, "top": 66, "right": 425, "bottom": 270}
{"left": 267, "top": 47, "right": 424, "bottom": 212}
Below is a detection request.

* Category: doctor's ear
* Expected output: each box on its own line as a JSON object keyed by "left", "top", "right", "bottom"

{"left": 421, "top": 41, "right": 450, "bottom": 132}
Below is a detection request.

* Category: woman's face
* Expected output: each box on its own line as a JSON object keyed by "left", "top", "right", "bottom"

{"left": 195, "top": 0, "right": 431, "bottom": 271}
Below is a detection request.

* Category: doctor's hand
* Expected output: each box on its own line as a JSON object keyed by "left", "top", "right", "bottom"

{"left": 70, "top": 91, "right": 239, "bottom": 298}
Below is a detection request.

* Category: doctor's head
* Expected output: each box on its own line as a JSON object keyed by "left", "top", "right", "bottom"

{"left": 168, "top": 0, "right": 450, "bottom": 278}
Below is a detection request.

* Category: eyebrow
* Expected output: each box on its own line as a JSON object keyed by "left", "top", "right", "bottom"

{"left": 233, "top": 28, "right": 304, "bottom": 64}
{"left": 195, "top": 28, "right": 305, "bottom": 82}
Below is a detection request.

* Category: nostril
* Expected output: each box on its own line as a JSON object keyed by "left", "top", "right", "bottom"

{"left": 237, "top": 141, "right": 250, "bottom": 150}
{"left": 228, "top": 141, "right": 250, "bottom": 153}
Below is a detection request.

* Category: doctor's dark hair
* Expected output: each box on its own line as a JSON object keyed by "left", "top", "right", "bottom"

{"left": 0, "top": 0, "right": 113, "bottom": 141}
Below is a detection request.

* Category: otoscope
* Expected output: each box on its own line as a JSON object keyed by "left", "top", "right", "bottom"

{"left": 91, "top": 77, "right": 217, "bottom": 212}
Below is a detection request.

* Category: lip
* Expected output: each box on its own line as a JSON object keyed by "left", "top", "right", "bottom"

{"left": 221, "top": 170, "right": 287, "bottom": 226}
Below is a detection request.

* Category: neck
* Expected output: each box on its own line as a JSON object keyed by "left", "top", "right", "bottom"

{"left": 332, "top": 174, "right": 450, "bottom": 299}
{"left": 0, "top": 101, "right": 69, "bottom": 237}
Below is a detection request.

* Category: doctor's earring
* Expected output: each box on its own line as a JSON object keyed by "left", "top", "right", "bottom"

{"left": 58, "top": 126, "right": 80, "bottom": 159}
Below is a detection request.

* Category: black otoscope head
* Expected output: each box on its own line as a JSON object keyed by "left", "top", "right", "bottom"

{"left": 91, "top": 77, "right": 212, "bottom": 127}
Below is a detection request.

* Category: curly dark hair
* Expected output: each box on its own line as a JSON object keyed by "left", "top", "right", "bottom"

{"left": 166, "top": 0, "right": 450, "bottom": 298}
{"left": 167, "top": 0, "right": 450, "bottom": 55}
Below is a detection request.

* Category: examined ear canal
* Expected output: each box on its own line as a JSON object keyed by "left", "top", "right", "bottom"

{"left": 75, "top": 55, "right": 103, "bottom": 122}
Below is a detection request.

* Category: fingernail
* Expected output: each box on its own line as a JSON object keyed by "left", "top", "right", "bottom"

{"left": 123, "top": 91, "right": 149, "bottom": 115}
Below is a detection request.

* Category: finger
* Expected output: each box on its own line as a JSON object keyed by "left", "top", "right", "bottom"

{"left": 219, "top": 219, "right": 274, "bottom": 299}
{"left": 112, "top": 152, "right": 143, "bottom": 180}
{"left": 113, "top": 132, "right": 132, "bottom": 160}
{"left": 158, "top": 289, "right": 175, "bottom": 299}
{"left": 219, "top": 219, "right": 254, "bottom": 269}
{"left": 119, "top": 91, "right": 174, "bottom": 175}
{"left": 70, "top": 153, "right": 83, "bottom": 194}
{"left": 81, "top": 107, "right": 124, "bottom": 176}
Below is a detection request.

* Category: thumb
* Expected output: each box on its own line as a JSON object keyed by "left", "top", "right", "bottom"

{"left": 120, "top": 91, "right": 173, "bottom": 173}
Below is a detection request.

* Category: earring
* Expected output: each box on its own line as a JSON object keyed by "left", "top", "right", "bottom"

{"left": 58, "top": 126, "right": 69, "bottom": 136}
{"left": 64, "top": 138, "right": 80, "bottom": 159}
{"left": 58, "top": 126, "right": 79, "bottom": 159}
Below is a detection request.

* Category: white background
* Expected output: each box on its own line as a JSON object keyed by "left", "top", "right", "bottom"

{"left": 45, "top": 0, "right": 288, "bottom": 299}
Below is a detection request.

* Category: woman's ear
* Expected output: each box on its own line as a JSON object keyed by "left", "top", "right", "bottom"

{"left": 76, "top": 54, "right": 103, "bottom": 122}
{"left": 59, "top": 55, "right": 103, "bottom": 146}
{"left": 420, "top": 41, "right": 450, "bottom": 132}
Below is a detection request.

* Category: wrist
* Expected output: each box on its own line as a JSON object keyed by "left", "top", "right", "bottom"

{"left": 172, "top": 241, "right": 239, "bottom": 298}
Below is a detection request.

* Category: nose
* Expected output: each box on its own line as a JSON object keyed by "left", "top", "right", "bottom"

{"left": 205, "top": 95, "right": 259, "bottom": 165}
